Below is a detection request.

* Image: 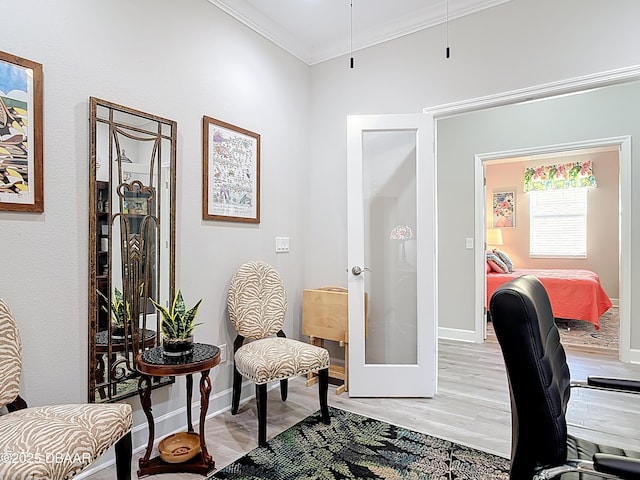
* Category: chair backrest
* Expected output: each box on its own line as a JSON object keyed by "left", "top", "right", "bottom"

{"left": 0, "top": 298, "right": 23, "bottom": 409}
{"left": 228, "top": 261, "right": 287, "bottom": 339}
{"left": 489, "top": 275, "right": 571, "bottom": 478}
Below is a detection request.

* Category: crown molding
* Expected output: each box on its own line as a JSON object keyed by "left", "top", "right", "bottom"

{"left": 208, "top": 0, "right": 510, "bottom": 66}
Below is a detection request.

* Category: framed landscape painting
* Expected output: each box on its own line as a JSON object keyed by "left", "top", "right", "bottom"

{"left": 0, "top": 50, "right": 43, "bottom": 212}
{"left": 202, "top": 116, "right": 260, "bottom": 223}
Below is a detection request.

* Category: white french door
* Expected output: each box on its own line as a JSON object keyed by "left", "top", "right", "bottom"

{"left": 346, "top": 113, "right": 437, "bottom": 397}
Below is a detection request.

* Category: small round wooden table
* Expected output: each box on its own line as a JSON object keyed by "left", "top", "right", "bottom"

{"left": 135, "top": 343, "right": 220, "bottom": 477}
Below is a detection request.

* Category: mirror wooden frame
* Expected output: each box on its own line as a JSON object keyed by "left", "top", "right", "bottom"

{"left": 88, "top": 97, "right": 176, "bottom": 403}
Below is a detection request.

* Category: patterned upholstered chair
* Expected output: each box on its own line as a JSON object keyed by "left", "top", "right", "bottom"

{"left": 228, "top": 261, "right": 331, "bottom": 446}
{"left": 0, "top": 298, "right": 133, "bottom": 480}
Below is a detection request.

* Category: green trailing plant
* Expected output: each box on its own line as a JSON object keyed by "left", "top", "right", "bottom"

{"left": 96, "top": 286, "right": 130, "bottom": 328}
{"left": 151, "top": 289, "right": 202, "bottom": 340}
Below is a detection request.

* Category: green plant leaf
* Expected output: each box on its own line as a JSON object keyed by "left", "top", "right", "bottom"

{"left": 151, "top": 292, "right": 202, "bottom": 339}
{"left": 150, "top": 298, "right": 175, "bottom": 337}
{"left": 96, "top": 286, "right": 129, "bottom": 327}
{"left": 181, "top": 298, "right": 203, "bottom": 336}
{"left": 173, "top": 290, "right": 186, "bottom": 320}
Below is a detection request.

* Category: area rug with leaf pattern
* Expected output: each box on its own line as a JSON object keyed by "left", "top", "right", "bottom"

{"left": 210, "top": 407, "right": 510, "bottom": 479}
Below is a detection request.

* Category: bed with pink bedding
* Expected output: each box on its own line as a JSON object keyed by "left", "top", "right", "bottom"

{"left": 487, "top": 269, "right": 612, "bottom": 329}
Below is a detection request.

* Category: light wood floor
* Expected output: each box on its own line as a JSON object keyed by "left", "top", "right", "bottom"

{"left": 86, "top": 339, "right": 640, "bottom": 479}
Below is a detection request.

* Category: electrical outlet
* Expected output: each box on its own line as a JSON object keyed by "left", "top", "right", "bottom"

{"left": 219, "top": 343, "right": 227, "bottom": 363}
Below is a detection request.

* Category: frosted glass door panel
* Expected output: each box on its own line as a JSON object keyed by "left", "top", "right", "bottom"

{"left": 362, "top": 131, "right": 417, "bottom": 365}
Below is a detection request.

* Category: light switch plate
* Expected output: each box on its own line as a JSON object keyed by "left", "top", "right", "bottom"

{"left": 465, "top": 237, "right": 474, "bottom": 249}
{"left": 275, "top": 236, "right": 290, "bottom": 253}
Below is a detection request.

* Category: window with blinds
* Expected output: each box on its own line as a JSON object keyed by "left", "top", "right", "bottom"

{"left": 529, "top": 188, "right": 587, "bottom": 258}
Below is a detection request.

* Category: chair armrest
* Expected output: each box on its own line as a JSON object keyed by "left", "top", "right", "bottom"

{"left": 587, "top": 376, "right": 640, "bottom": 393}
{"left": 594, "top": 453, "right": 640, "bottom": 479}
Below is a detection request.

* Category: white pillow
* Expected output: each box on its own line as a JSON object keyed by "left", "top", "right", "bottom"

{"left": 492, "top": 248, "right": 514, "bottom": 273}
{"left": 486, "top": 252, "right": 509, "bottom": 273}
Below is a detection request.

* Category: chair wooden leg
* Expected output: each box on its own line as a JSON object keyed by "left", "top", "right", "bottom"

{"left": 280, "top": 378, "right": 288, "bottom": 401}
{"left": 256, "top": 383, "right": 268, "bottom": 446}
{"left": 231, "top": 366, "right": 242, "bottom": 415}
{"left": 318, "top": 368, "right": 330, "bottom": 424}
{"left": 115, "top": 431, "right": 132, "bottom": 480}
{"left": 232, "top": 335, "right": 245, "bottom": 415}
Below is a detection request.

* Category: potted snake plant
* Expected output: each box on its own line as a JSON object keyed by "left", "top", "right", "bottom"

{"left": 96, "top": 286, "right": 130, "bottom": 339}
{"left": 150, "top": 289, "right": 202, "bottom": 357}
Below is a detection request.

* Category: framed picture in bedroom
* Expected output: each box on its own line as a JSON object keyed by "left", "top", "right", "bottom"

{"left": 0, "top": 50, "right": 43, "bottom": 212}
{"left": 492, "top": 190, "right": 515, "bottom": 228}
{"left": 202, "top": 116, "right": 260, "bottom": 223}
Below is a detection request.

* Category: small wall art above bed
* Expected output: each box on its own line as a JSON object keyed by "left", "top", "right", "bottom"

{"left": 492, "top": 191, "right": 515, "bottom": 228}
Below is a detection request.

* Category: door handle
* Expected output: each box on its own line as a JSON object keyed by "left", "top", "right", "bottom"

{"left": 351, "top": 266, "right": 370, "bottom": 276}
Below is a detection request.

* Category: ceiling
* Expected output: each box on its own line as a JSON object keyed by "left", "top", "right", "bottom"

{"left": 207, "top": 0, "right": 510, "bottom": 65}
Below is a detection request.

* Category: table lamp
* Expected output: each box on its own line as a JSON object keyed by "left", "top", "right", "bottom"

{"left": 486, "top": 228, "right": 503, "bottom": 249}
{"left": 390, "top": 225, "right": 415, "bottom": 263}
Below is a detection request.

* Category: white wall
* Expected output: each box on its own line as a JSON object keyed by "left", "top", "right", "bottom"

{"left": 0, "top": 0, "right": 310, "bottom": 439}
{"left": 306, "top": 0, "right": 640, "bottom": 341}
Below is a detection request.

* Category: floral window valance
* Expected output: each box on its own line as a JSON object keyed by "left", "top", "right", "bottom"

{"left": 524, "top": 160, "right": 597, "bottom": 192}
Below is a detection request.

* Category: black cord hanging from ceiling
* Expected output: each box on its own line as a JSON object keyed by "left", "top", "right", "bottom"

{"left": 446, "top": 0, "right": 451, "bottom": 58}
{"left": 350, "top": 0, "right": 355, "bottom": 68}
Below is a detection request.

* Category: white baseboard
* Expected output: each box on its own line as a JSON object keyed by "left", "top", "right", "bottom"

{"left": 438, "top": 327, "right": 480, "bottom": 343}
{"left": 628, "top": 347, "right": 640, "bottom": 364}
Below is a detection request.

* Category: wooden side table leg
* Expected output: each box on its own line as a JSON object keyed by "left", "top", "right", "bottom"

{"left": 333, "top": 339, "right": 348, "bottom": 395}
{"left": 199, "top": 369, "right": 214, "bottom": 467}
{"left": 344, "top": 341, "right": 349, "bottom": 392}
{"left": 137, "top": 374, "right": 154, "bottom": 469}
{"left": 186, "top": 373, "right": 194, "bottom": 432}
{"left": 306, "top": 336, "right": 315, "bottom": 383}
{"left": 306, "top": 337, "right": 322, "bottom": 387}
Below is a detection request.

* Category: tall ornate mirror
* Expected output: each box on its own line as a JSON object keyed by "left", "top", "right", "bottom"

{"left": 88, "top": 97, "right": 176, "bottom": 403}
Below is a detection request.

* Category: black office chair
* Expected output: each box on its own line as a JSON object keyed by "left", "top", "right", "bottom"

{"left": 489, "top": 275, "right": 640, "bottom": 480}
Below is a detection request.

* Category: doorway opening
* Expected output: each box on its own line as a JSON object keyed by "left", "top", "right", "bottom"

{"left": 426, "top": 66, "right": 639, "bottom": 363}
{"left": 475, "top": 137, "right": 630, "bottom": 359}
{"left": 481, "top": 144, "right": 621, "bottom": 353}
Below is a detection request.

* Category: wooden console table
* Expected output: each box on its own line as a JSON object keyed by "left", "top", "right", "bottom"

{"left": 136, "top": 343, "right": 220, "bottom": 477}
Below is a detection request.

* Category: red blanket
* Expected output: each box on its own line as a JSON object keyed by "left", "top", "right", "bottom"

{"left": 487, "top": 269, "right": 612, "bottom": 329}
